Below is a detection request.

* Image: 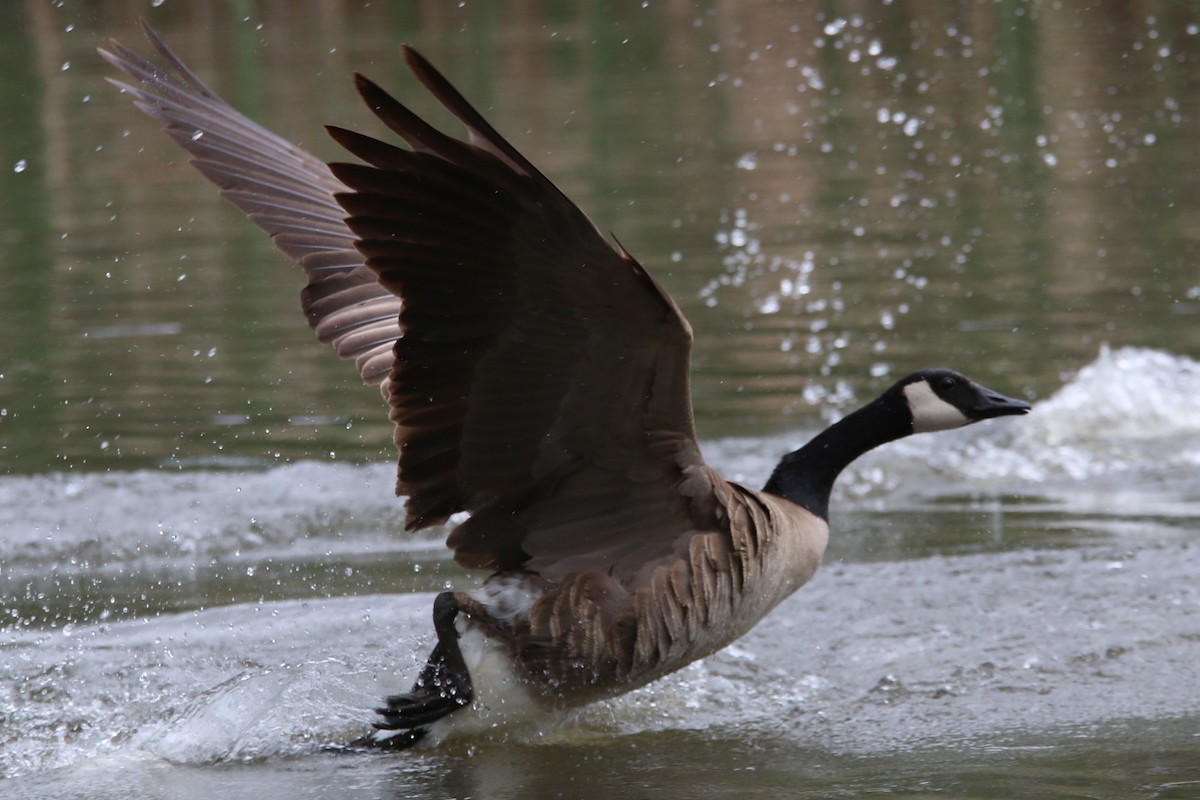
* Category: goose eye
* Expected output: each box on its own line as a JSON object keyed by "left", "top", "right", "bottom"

{"left": 938, "top": 375, "right": 959, "bottom": 391}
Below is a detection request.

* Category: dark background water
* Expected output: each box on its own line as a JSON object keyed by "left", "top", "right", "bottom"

{"left": 3, "top": 0, "right": 1198, "bottom": 473}
{"left": 2, "top": 2, "right": 1200, "bottom": 797}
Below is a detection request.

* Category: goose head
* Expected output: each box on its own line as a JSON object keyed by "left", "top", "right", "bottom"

{"left": 891, "top": 368, "right": 1031, "bottom": 434}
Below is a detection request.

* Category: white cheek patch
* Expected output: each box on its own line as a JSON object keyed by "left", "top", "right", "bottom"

{"left": 904, "top": 380, "right": 971, "bottom": 433}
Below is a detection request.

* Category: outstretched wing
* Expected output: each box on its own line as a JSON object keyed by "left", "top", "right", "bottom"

{"left": 104, "top": 28, "right": 721, "bottom": 585}
{"left": 99, "top": 22, "right": 401, "bottom": 387}
{"left": 331, "top": 52, "right": 719, "bottom": 581}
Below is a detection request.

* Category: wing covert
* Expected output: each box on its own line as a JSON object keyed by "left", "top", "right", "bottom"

{"left": 331, "top": 59, "right": 714, "bottom": 580}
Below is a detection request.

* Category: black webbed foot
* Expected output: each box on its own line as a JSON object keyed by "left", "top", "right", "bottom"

{"left": 350, "top": 591, "right": 474, "bottom": 751}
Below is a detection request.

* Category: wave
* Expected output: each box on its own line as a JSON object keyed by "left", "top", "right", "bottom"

{"left": 2, "top": 347, "right": 1198, "bottom": 783}
{"left": 5, "top": 539, "right": 1199, "bottom": 780}
{"left": 3, "top": 347, "right": 1198, "bottom": 570}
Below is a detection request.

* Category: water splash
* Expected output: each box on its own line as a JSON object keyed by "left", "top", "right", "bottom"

{"left": 3, "top": 347, "right": 1198, "bottom": 780}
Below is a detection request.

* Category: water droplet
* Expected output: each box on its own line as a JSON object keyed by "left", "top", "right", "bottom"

{"left": 13, "top": 159, "right": 26, "bottom": 173}
{"left": 823, "top": 18, "right": 847, "bottom": 36}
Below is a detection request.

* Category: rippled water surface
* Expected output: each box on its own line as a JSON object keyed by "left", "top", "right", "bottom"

{"left": 3, "top": 2, "right": 1200, "bottom": 798}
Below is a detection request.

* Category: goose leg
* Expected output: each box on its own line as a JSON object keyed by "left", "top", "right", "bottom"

{"left": 350, "top": 591, "right": 474, "bottom": 750}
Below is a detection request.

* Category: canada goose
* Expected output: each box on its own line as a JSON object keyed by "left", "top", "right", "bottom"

{"left": 101, "top": 24, "right": 1030, "bottom": 750}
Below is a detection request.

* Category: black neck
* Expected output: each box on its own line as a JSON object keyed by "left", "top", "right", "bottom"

{"left": 762, "top": 395, "right": 913, "bottom": 520}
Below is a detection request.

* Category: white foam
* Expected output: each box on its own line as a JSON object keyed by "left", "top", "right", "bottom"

{"left": 6, "top": 347, "right": 1196, "bottom": 570}
{"left": 10, "top": 537, "right": 1197, "bottom": 771}
{"left": 0, "top": 461, "right": 436, "bottom": 574}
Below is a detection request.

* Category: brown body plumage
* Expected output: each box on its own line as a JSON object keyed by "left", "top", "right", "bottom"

{"left": 463, "top": 481, "right": 827, "bottom": 706}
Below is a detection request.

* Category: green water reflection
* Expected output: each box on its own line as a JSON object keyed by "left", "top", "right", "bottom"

{"left": 393, "top": 723, "right": 1200, "bottom": 800}
{"left": 1, "top": 1, "right": 1198, "bottom": 473}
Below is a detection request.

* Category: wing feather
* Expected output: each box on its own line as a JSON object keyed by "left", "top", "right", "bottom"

{"left": 104, "top": 27, "right": 720, "bottom": 585}
{"left": 330, "top": 64, "right": 714, "bottom": 581}
{"left": 99, "top": 23, "right": 400, "bottom": 389}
